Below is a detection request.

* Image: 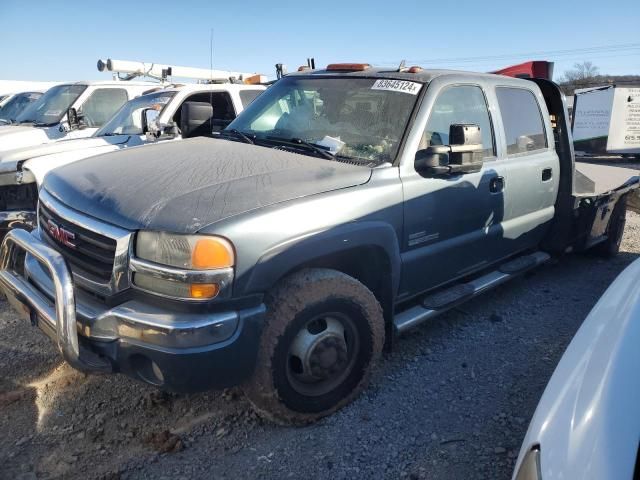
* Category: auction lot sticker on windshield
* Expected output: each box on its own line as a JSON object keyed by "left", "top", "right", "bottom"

{"left": 371, "top": 79, "right": 422, "bottom": 95}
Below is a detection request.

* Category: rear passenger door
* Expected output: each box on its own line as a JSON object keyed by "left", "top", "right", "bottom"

{"left": 495, "top": 87, "right": 559, "bottom": 251}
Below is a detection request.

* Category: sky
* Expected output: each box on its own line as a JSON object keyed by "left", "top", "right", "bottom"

{"left": 1, "top": 0, "right": 639, "bottom": 82}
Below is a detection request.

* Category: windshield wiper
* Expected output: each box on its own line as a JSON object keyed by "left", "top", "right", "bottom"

{"left": 266, "top": 136, "right": 334, "bottom": 160}
{"left": 221, "top": 129, "right": 255, "bottom": 144}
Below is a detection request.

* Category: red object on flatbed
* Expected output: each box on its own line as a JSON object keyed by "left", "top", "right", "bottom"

{"left": 492, "top": 61, "right": 554, "bottom": 80}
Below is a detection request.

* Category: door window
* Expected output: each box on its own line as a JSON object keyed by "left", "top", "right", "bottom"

{"left": 239, "top": 89, "right": 263, "bottom": 108}
{"left": 422, "top": 85, "right": 495, "bottom": 159}
{"left": 173, "top": 92, "right": 236, "bottom": 132}
{"left": 81, "top": 88, "right": 129, "bottom": 128}
{"left": 496, "top": 87, "right": 547, "bottom": 155}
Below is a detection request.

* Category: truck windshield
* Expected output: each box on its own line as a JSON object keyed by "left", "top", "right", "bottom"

{"left": 96, "top": 91, "right": 175, "bottom": 136}
{"left": 226, "top": 76, "right": 421, "bottom": 164}
{"left": 0, "top": 92, "right": 42, "bottom": 124}
{"left": 15, "top": 84, "right": 87, "bottom": 126}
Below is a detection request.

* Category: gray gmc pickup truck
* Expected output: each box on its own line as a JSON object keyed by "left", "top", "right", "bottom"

{"left": 1, "top": 64, "right": 638, "bottom": 424}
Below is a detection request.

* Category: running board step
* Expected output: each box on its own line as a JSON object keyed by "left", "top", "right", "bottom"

{"left": 422, "top": 284, "right": 474, "bottom": 310}
{"left": 394, "top": 251, "right": 550, "bottom": 334}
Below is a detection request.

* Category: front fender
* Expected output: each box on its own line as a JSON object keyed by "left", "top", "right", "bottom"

{"left": 25, "top": 145, "right": 124, "bottom": 186}
{"left": 238, "top": 221, "right": 401, "bottom": 301}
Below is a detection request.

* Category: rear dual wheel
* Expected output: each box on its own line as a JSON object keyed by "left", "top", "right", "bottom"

{"left": 244, "top": 269, "right": 384, "bottom": 425}
{"left": 594, "top": 196, "right": 627, "bottom": 257}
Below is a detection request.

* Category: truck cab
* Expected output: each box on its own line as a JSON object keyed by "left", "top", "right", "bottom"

{"left": 0, "top": 81, "right": 155, "bottom": 153}
{"left": 0, "top": 64, "right": 637, "bottom": 425}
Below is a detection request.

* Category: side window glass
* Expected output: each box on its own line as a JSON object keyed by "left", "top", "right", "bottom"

{"left": 496, "top": 87, "right": 547, "bottom": 155}
{"left": 239, "top": 89, "right": 263, "bottom": 108}
{"left": 81, "top": 89, "right": 129, "bottom": 128}
{"left": 422, "top": 85, "right": 494, "bottom": 158}
{"left": 173, "top": 92, "right": 236, "bottom": 133}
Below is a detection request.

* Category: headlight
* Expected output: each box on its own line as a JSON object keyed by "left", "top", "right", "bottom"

{"left": 136, "top": 231, "right": 234, "bottom": 269}
{"left": 133, "top": 232, "right": 235, "bottom": 300}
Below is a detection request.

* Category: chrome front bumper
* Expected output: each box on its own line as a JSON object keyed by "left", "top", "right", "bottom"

{"left": 0, "top": 228, "right": 88, "bottom": 370}
{"left": 0, "top": 229, "right": 245, "bottom": 374}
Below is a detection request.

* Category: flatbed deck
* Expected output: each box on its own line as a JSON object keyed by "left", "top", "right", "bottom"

{"left": 574, "top": 161, "right": 640, "bottom": 197}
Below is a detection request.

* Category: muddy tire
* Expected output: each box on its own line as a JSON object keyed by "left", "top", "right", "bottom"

{"left": 244, "top": 268, "right": 385, "bottom": 425}
{"left": 594, "top": 196, "right": 627, "bottom": 257}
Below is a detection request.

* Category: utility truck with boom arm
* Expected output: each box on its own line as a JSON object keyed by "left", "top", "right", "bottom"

{"left": 0, "top": 64, "right": 637, "bottom": 424}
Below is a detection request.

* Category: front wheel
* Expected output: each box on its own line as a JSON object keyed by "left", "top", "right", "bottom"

{"left": 244, "top": 269, "right": 385, "bottom": 425}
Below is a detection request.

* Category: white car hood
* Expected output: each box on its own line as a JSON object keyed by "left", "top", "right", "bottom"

{"left": 0, "top": 124, "right": 98, "bottom": 153}
{"left": 0, "top": 125, "right": 55, "bottom": 152}
{"left": 514, "top": 258, "right": 640, "bottom": 479}
{"left": 0, "top": 135, "right": 131, "bottom": 164}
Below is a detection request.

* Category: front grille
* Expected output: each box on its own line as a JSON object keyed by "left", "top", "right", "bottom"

{"left": 39, "top": 202, "right": 117, "bottom": 283}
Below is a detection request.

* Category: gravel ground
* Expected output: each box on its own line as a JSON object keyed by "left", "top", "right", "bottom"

{"left": 1, "top": 173, "right": 639, "bottom": 480}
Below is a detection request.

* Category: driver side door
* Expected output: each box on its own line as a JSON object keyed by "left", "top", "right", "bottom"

{"left": 400, "top": 84, "right": 509, "bottom": 298}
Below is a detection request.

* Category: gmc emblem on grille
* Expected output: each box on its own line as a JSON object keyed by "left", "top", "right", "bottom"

{"left": 47, "top": 220, "right": 76, "bottom": 249}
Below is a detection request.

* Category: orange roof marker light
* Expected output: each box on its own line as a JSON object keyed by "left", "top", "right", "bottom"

{"left": 244, "top": 74, "right": 267, "bottom": 85}
{"left": 407, "top": 66, "right": 423, "bottom": 73}
{"left": 326, "top": 63, "right": 371, "bottom": 72}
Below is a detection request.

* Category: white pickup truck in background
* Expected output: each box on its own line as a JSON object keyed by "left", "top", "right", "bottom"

{"left": 0, "top": 81, "right": 63, "bottom": 127}
{"left": 0, "top": 91, "right": 45, "bottom": 126}
{"left": 0, "top": 80, "right": 60, "bottom": 105}
{"left": 0, "top": 80, "right": 156, "bottom": 153}
{"left": 0, "top": 81, "right": 265, "bottom": 235}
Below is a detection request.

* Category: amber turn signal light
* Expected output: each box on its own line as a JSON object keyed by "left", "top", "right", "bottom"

{"left": 190, "top": 283, "right": 220, "bottom": 299}
{"left": 191, "top": 238, "right": 234, "bottom": 269}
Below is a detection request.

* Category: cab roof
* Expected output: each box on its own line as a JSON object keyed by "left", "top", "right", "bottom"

{"left": 289, "top": 66, "right": 519, "bottom": 84}
{"left": 149, "top": 83, "right": 267, "bottom": 94}
{"left": 60, "top": 80, "right": 157, "bottom": 87}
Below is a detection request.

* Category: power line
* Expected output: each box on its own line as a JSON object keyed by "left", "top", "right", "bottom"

{"left": 371, "top": 42, "right": 640, "bottom": 66}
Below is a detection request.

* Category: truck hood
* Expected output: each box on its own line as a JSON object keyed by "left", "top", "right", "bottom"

{"left": 0, "top": 125, "right": 53, "bottom": 153}
{"left": 44, "top": 137, "right": 373, "bottom": 233}
{"left": 513, "top": 258, "right": 640, "bottom": 479}
{"left": 0, "top": 135, "right": 131, "bottom": 166}
{"left": 0, "top": 124, "right": 98, "bottom": 154}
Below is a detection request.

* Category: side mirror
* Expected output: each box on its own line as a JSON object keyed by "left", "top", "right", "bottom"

{"left": 67, "top": 107, "right": 79, "bottom": 130}
{"left": 415, "top": 123, "right": 484, "bottom": 176}
{"left": 180, "top": 101, "right": 214, "bottom": 138}
{"left": 141, "top": 108, "right": 160, "bottom": 136}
